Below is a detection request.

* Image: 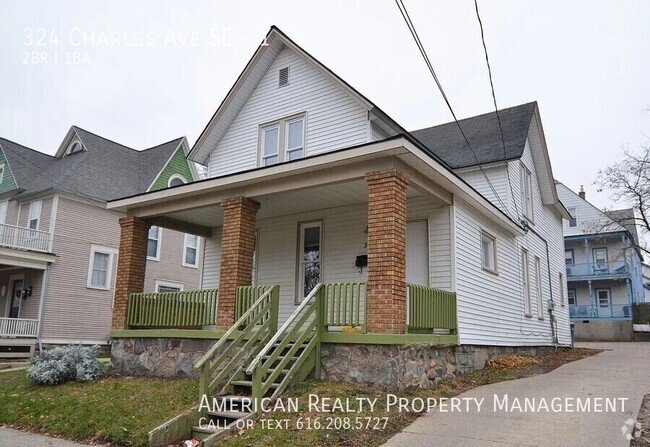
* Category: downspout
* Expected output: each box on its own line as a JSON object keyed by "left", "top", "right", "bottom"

{"left": 521, "top": 222, "right": 559, "bottom": 345}
{"left": 36, "top": 263, "right": 51, "bottom": 353}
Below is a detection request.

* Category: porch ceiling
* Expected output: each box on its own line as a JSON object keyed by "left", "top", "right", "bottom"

{"left": 159, "top": 179, "right": 425, "bottom": 229}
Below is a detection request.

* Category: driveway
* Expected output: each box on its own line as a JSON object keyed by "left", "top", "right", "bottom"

{"left": 385, "top": 343, "right": 650, "bottom": 447}
{"left": 0, "top": 428, "right": 101, "bottom": 446}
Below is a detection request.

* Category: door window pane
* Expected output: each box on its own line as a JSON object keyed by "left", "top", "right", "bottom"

{"left": 597, "top": 290, "right": 610, "bottom": 307}
{"left": 299, "top": 223, "right": 321, "bottom": 300}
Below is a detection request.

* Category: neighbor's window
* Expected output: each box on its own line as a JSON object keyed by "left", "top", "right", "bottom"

{"left": 593, "top": 247, "right": 608, "bottom": 270}
{"left": 521, "top": 164, "right": 534, "bottom": 221}
{"left": 535, "top": 256, "right": 544, "bottom": 319}
{"left": 155, "top": 280, "right": 183, "bottom": 293}
{"left": 87, "top": 245, "right": 116, "bottom": 289}
{"left": 596, "top": 289, "right": 610, "bottom": 307}
{"left": 568, "top": 207, "right": 577, "bottom": 228}
{"left": 28, "top": 200, "right": 42, "bottom": 230}
{"left": 567, "top": 288, "right": 577, "bottom": 306}
{"left": 0, "top": 163, "right": 5, "bottom": 184}
{"left": 168, "top": 174, "right": 187, "bottom": 187}
{"left": 147, "top": 226, "right": 161, "bottom": 260}
{"left": 297, "top": 221, "right": 321, "bottom": 302}
{"left": 183, "top": 234, "right": 199, "bottom": 268}
{"left": 522, "top": 248, "right": 531, "bottom": 316}
{"left": 480, "top": 230, "right": 497, "bottom": 273}
{"left": 564, "top": 249, "right": 574, "bottom": 266}
{"left": 259, "top": 114, "right": 305, "bottom": 166}
{"left": 68, "top": 140, "right": 83, "bottom": 154}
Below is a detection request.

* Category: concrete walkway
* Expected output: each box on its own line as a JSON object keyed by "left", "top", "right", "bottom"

{"left": 385, "top": 343, "right": 650, "bottom": 447}
{"left": 0, "top": 428, "right": 102, "bottom": 446}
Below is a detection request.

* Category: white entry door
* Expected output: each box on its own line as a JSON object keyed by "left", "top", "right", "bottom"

{"left": 406, "top": 220, "right": 429, "bottom": 286}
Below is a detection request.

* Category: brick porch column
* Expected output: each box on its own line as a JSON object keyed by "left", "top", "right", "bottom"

{"left": 112, "top": 216, "right": 148, "bottom": 330}
{"left": 365, "top": 169, "right": 409, "bottom": 334}
{"left": 217, "top": 197, "right": 260, "bottom": 330}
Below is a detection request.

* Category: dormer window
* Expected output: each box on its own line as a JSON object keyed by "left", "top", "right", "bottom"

{"left": 279, "top": 67, "right": 289, "bottom": 87}
{"left": 259, "top": 114, "right": 305, "bottom": 167}
{"left": 67, "top": 140, "right": 83, "bottom": 155}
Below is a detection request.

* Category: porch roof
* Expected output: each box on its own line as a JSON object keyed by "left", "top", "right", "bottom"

{"left": 107, "top": 136, "right": 525, "bottom": 237}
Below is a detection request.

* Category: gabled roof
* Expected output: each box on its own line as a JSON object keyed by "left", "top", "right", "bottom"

{"left": 188, "top": 25, "right": 406, "bottom": 165}
{"left": 605, "top": 208, "right": 640, "bottom": 246}
{"left": 410, "top": 102, "right": 536, "bottom": 169}
{"left": 0, "top": 128, "right": 186, "bottom": 202}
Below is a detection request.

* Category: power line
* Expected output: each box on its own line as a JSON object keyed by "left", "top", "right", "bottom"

{"left": 394, "top": 0, "right": 511, "bottom": 215}
{"left": 473, "top": 0, "right": 521, "bottom": 219}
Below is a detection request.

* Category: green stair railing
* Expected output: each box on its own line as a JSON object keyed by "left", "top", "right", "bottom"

{"left": 235, "top": 285, "right": 275, "bottom": 326}
{"left": 246, "top": 283, "right": 323, "bottom": 407}
{"left": 126, "top": 289, "right": 217, "bottom": 328}
{"left": 322, "top": 282, "right": 366, "bottom": 332}
{"left": 406, "top": 284, "right": 457, "bottom": 333}
{"left": 194, "top": 285, "right": 279, "bottom": 401}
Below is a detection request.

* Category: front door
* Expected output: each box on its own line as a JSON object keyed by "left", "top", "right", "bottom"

{"left": 9, "top": 278, "right": 24, "bottom": 318}
{"left": 406, "top": 220, "right": 429, "bottom": 286}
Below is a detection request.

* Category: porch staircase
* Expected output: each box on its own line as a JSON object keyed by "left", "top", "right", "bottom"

{"left": 185, "top": 284, "right": 321, "bottom": 446}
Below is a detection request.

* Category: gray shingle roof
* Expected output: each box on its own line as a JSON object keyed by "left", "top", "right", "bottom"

{"left": 410, "top": 102, "right": 537, "bottom": 169}
{"left": 605, "top": 208, "right": 640, "bottom": 247}
{"left": 0, "top": 127, "right": 183, "bottom": 202}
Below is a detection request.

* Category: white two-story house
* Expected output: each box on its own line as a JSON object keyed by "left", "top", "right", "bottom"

{"left": 107, "top": 26, "right": 571, "bottom": 394}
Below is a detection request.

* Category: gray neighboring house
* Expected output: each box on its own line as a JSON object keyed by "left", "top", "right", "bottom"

{"left": 0, "top": 127, "right": 202, "bottom": 356}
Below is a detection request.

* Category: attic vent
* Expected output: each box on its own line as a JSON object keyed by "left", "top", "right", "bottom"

{"left": 278, "top": 67, "right": 289, "bottom": 87}
{"left": 68, "top": 141, "right": 82, "bottom": 154}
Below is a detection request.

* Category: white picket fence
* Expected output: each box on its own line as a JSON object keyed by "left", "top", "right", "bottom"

{"left": 0, "top": 317, "right": 39, "bottom": 337}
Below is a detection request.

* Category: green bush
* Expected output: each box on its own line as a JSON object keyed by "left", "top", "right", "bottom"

{"left": 27, "top": 345, "right": 102, "bottom": 385}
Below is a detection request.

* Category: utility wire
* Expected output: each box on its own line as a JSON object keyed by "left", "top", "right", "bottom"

{"left": 394, "top": 0, "right": 511, "bottom": 216}
{"left": 473, "top": 0, "right": 521, "bottom": 219}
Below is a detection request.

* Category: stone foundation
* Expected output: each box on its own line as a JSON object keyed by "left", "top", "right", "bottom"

{"left": 110, "top": 338, "right": 215, "bottom": 378}
{"left": 321, "top": 343, "right": 548, "bottom": 390}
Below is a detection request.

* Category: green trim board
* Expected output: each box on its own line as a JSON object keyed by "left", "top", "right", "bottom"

{"left": 109, "top": 329, "right": 228, "bottom": 339}
{"left": 148, "top": 144, "right": 195, "bottom": 191}
{"left": 0, "top": 145, "right": 19, "bottom": 195}
{"left": 320, "top": 332, "right": 459, "bottom": 345}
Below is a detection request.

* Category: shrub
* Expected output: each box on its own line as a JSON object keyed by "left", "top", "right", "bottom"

{"left": 27, "top": 345, "right": 103, "bottom": 385}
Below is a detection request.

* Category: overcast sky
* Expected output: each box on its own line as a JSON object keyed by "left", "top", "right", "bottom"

{"left": 1, "top": 0, "right": 648, "bottom": 210}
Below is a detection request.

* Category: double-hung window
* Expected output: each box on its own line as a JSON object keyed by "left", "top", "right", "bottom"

{"left": 183, "top": 234, "right": 199, "bottom": 268}
{"left": 28, "top": 200, "right": 42, "bottom": 230}
{"left": 147, "top": 226, "right": 161, "bottom": 260}
{"left": 259, "top": 114, "right": 305, "bottom": 166}
{"left": 521, "top": 165, "right": 534, "bottom": 221}
{"left": 567, "top": 207, "right": 577, "bottom": 228}
{"left": 522, "top": 248, "right": 531, "bottom": 316}
{"left": 87, "top": 244, "right": 116, "bottom": 290}
{"left": 567, "top": 289, "right": 577, "bottom": 306}
{"left": 535, "top": 257, "right": 544, "bottom": 319}
{"left": 480, "top": 230, "right": 497, "bottom": 273}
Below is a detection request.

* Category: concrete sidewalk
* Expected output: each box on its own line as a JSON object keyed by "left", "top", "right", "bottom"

{"left": 384, "top": 343, "right": 650, "bottom": 447}
{"left": 0, "top": 428, "right": 103, "bottom": 446}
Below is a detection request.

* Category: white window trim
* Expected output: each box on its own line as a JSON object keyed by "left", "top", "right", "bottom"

{"left": 155, "top": 279, "right": 184, "bottom": 292}
{"left": 559, "top": 273, "right": 565, "bottom": 307}
{"left": 567, "top": 288, "right": 577, "bottom": 306}
{"left": 258, "top": 113, "right": 307, "bottom": 167}
{"left": 147, "top": 226, "right": 162, "bottom": 261}
{"left": 182, "top": 234, "right": 200, "bottom": 268}
{"left": 535, "top": 256, "right": 544, "bottom": 320}
{"left": 480, "top": 229, "right": 498, "bottom": 274}
{"left": 567, "top": 207, "right": 577, "bottom": 228}
{"left": 296, "top": 220, "right": 322, "bottom": 304}
{"left": 0, "top": 162, "right": 5, "bottom": 184}
{"left": 596, "top": 288, "right": 611, "bottom": 307}
{"left": 28, "top": 200, "right": 42, "bottom": 230}
{"left": 522, "top": 248, "right": 531, "bottom": 317}
{"left": 87, "top": 244, "right": 117, "bottom": 290}
{"left": 168, "top": 174, "right": 187, "bottom": 187}
{"left": 521, "top": 164, "right": 534, "bottom": 222}
{"left": 0, "top": 200, "right": 8, "bottom": 225}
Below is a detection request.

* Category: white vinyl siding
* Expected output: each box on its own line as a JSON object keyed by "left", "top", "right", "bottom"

{"left": 207, "top": 46, "right": 370, "bottom": 177}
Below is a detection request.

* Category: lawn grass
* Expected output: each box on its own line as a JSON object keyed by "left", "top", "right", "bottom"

{"left": 0, "top": 371, "right": 197, "bottom": 446}
{"left": 219, "top": 348, "right": 601, "bottom": 447}
{"left": 0, "top": 348, "right": 599, "bottom": 447}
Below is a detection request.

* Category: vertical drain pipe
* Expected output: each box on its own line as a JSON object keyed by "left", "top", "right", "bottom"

{"left": 36, "top": 263, "right": 51, "bottom": 353}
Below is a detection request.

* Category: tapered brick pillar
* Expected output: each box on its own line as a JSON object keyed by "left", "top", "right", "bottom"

{"left": 112, "top": 216, "right": 148, "bottom": 330}
{"left": 365, "top": 169, "right": 409, "bottom": 334}
{"left": 217, "top": 197, "right": 260, "bottom": 330}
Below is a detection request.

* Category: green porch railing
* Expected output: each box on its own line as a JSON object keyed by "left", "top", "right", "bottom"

{"left": 322, "top": 282, "right": 366, "bottom": 332}
{"left": 194, "top": 285, "right": 279, "bottom": 401}
{"left": 126, "top": 289, "right": 217, "bottom": 328}
{"left": 406, "top": 284, "right": 457, "bottom": 333}
{"left": 235, "top": 285, "right": 276, "bottom": 326}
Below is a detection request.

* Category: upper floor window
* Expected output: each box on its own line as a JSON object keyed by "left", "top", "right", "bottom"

{"left": 522, "top": 248, "right": 531, "bottom": 316}
{"left": 0, "top": 162, "right": 5, "bottom": 184}
{"left": 147, "top": 226, "right": 161, "bottom": 261}
{"left": 168, "top": 174, "right": 187, "bottom": 187}
{"left": 520, "top": 164, "right": 534, "bottom": 221}
{"left": 481, "top": 230, "right": 497, "bottom": 273}
{"left": 183, "top": 234, "right": 199, "bottom": 268}
{"left": 568, "top": 288, "right": 576, "bottom": 306}
{"left": 565, "top": 249, "right": 574, "bottom": 266}
{"left": 259, "top": 114, "right": 305, "bottom": 167}
{"left": 0, "top": 201, "right": 7, "bottom": 225}
{"left": 568, "top": 207, "right": 577, "bottom": 227}
{"left": 28, "top": 200, "right": 42, "bottom": 230}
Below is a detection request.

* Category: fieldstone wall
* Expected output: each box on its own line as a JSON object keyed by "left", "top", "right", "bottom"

{"left": 321, "top": 343, "right": 547, "bottom": 390}
{"left": 110, "top": 338, "right": 216, "bottom": 378}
